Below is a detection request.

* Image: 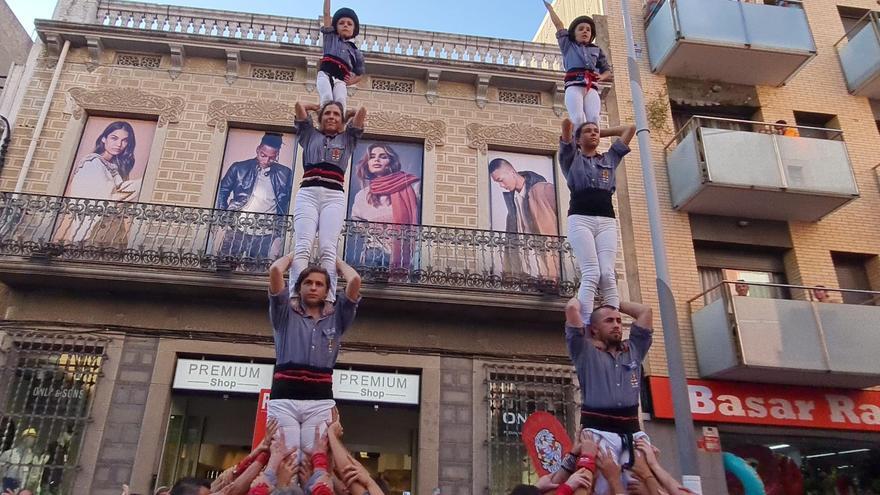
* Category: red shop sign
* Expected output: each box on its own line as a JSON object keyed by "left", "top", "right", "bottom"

{"left": 251, "top": 389, "right": 272, "bottom": 450}
{"left": 649, "top": 377, "right": 880, "bottom": 432}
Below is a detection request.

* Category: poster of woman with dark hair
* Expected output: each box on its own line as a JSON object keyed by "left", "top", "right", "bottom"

{"left": 346, "top": 140, "right": 423, "bottom": 270}
{"left": 55, "top": 117, "right": 156, "bottom": 245}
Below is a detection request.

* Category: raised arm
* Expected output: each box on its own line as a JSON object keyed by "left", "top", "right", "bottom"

{"left": 323, "top": 0, "right": 332, "bottom": 28}
{"left": 326, "top": 422, "right": 368, "bottom": 495}
{"left": 619, "top": 300, "right": 653, "bottom": 331}
{"left": 565, "top": 297, "right": 584, "bottom": 328}
{"left": 295, "top": 101, "right": 309, "bottom": 121}
{"left": 543, "top": 0, "right": 566, "bottom": 31}
{"left": 270, "top": 253, "right": 294, "bottom": 295}
{"left": 350, "top": 106, "right": 367, "bottom": 129}
{"left": 336, "top": 258, "right": 361, "bottom": 301}
{"left": 600, "top": 124, "right": 637, "bottom": 147}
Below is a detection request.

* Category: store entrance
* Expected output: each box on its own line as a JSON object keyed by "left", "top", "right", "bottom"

{"left": 156, "top": 394, "right": 420, "bottom": 494}
{"left": 720, "top": 430, "right": 880, "bottom": 494}
{"left": 336, "top": 402, "right": 419, "bottom": 495}
{"left": 157, "top": 393, "right": 257, "bottom": 487}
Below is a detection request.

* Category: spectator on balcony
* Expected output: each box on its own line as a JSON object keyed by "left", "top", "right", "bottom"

{"left": 774, "top": 120, "right": 800, "bottom": 137}
{"left": 317, "top": 0, "right": 364, "bottom": 113}
{"left": 812, "top": 285, "right": 834, "bottom": 303}
{"left": 289, "top": 101, "right": 366, "bottom": 304}
{"left": 559, "top": 118, "right": 635, "bottom": 318}
{"left": 268, "top": 253, "right": 361, "bottom": 458}
{"left": 564, "top": 297, "right": 653, "bottom": 494}
{"left": 350, "top": 143, "right": 421, "bottom": 269}
{"left": 215, "top": 133, "right": 293, "bottom": 260}
{"left": 543, "top": 1, "right": 612, "bottom": 128}
{"left": 734, "top": 280, "right": 750, "bottom": 297}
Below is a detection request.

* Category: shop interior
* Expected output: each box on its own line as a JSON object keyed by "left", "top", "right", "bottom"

{"left": 721, "top": 430, "right": 880, "bottom": 494}
{"left": 157, "top": 393, "right": 419, "bottom": 495}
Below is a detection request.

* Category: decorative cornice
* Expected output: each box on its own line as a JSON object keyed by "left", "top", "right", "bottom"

{"left": 67, "top": 87, "right": 184, "bottom": 127}
{"left": 207, "top": 100, "right": 297, "bottom": 132}
{"left": 366, "top": 112, "right": 446, "bottom": 151}
{"left": 466, "top": 122, "right": 558, "bottom": 155}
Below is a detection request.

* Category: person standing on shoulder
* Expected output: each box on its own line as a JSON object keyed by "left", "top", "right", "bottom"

{"left": 317, "top": 0, "right": 365, "bottom": 112}
{"left": 267, "top": 254, "right": 361, "bottom": 457}
{"left": 543, "top": 0, "right": 613, "bottom": 127}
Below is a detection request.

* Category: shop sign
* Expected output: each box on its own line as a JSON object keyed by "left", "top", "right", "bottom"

{"left": 173, "top": 359, "right": 273, "bottom": 393}
{"left": 173, "top": 359, "right": 420, "bottom": 405}
{"left": 334, "top": 370, "right": 420, "bottom": 405}
{"left": 251, "top": 389, "right": 271, "bottom": 450}
{"left": 650, "top": 377, "right": 880, "bottom": 432}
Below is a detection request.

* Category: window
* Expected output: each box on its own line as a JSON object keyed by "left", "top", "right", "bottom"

{"left": 838, "top": 6, "right": 871, "bottom": 41}
{"left": 832, "top": 252, "right": 876, "bottom": 305}
{"left": 487, "top": 365, "right": 578, "bottom": 495}
{"left": 671, "top": 104, "right": 757, "bottom": 134}
{"left": 0, "top": 331, "right": 107, "bottom": 494}
{"left": 695, "top": 244, "right": 790, "bottom": 302}
{"left": 793, "top": 111, "right": 839, "bottom": 140}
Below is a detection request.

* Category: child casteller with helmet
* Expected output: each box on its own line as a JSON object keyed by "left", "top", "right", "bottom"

{"left": 543, "top": 1, "right": 612, "bottom": 127}
{"left": 318, "top": 0, "right": 365, "bottom": 112}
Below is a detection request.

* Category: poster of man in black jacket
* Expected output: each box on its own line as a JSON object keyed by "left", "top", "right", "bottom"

{"left": 215, "top": 132, "right": 293, "bottom": 261}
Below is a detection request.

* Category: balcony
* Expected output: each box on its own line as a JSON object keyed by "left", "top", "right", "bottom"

{"left": 645, "top": 0, "right": 815, "bottom": 86}
{"left": 0, "top": 193, "right": 578, "bottom": 300}
{"left": 92, "top": 0, "right": 562, "bottom": 71}
{"left": 665, "top": 116, "right": 859, "bottom": 222}
{"left": 688, "top": 281, "right": 880, "bottom": 388}
{"left": 836, "top": 12, "right": 880, "bottom": 98}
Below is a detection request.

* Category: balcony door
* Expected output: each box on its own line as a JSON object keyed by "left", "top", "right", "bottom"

{"left": 832, "top": 253, "right": 875, "bottom": 304}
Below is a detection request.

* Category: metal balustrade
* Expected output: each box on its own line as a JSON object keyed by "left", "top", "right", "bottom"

{"left": 665, "top": 115, "right": 859, "bottom": 222}
{"left": 0, "top": 193, "right": 579, "bottom": 297}
{"left": 95, "top": 0, "right": 563, "bottom": 71}
{"left": 687, "top": 280, "right": 880, "bottom": 388}
{"left": 835, "top": 11, "right": 880, "bottom": 98}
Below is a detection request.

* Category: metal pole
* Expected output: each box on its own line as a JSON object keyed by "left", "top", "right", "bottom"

{"left": 617, "top": 0, "right": 702, "bottom": 489}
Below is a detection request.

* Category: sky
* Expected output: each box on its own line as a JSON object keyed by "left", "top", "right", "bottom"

{"left": 7, "top": 0, "right": 552, "bottom": 41}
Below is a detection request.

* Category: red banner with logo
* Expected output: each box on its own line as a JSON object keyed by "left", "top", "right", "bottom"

{"left": 251, "top": 389, "right": 271, "bottom": 450}
{"left": 649, "top": 377, "right": 880, "bottom": 432}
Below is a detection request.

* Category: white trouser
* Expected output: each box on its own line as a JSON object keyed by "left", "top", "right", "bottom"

{"left": 290, "top": 187, "right": 346, "bottom": 301}
{"left": 565, "top": 85, "right": 601, "bottom": 128}
{"left": 267, "top": 398, "right": 336, "bottom": 455}
{"left": 567, "top": 214, "right": 619, "bottom": 321}
{"left": 582, "top": 428, "right": 650, "bottom": 495}
{"left": 316, "top": 71, "right": 349, "bottom": 110}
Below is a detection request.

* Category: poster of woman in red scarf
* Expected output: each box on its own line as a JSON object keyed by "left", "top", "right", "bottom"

{"left": 346, "top": 141, "right": 423, "bottom": 271}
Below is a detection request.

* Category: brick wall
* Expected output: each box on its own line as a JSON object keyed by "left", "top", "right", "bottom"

{"left": 602, "top": 0, "right": 880, "bottom": 377}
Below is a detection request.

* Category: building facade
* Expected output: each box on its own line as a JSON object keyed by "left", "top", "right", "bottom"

{"left": 0, "top": 1, "right": 620, "bottom": 495}
{"left": 601, "top": 0, "right": 880, "bottom": 492}
{"left": 0, "top": 0, "right": 879, "bottom": 494}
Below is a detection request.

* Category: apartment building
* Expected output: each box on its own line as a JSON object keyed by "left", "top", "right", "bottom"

{"left": 600, "top": 0, "right": 880, "bottom": 492}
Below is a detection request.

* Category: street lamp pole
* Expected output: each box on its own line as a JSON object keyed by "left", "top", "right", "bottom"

{"left": 616, "top": 0, "right": 702, "bottom": 490}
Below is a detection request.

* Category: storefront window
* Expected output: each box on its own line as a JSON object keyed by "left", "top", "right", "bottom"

{"left": 720, "top": 431, "right": 880, "bottom": 494}
{"left": 487, "top": 366, "right": 578, "bottom": 495}
{"left": 0, "top": 331, "right": 106, "bottom": 495}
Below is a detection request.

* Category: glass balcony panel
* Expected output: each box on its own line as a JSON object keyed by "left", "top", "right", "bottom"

{"left": 776, "top": 136, "right": 858, "bottom": 195}
{"left": 646, "top": 0, "right": 815, "bottom": 85}
{"left": 837, "top": 18, "right": 880, "bottom": 95}
{"left": 741, "top": 3, "right": 815, "bottom": 51}
{"left": 676, "top": 0, "right": 747, "bottom": 45}
{"left": 700, "top": 128, "right": 783, "bottom": 189}
{"left": 645, "top": 0, "right": 677, "bottom": 70}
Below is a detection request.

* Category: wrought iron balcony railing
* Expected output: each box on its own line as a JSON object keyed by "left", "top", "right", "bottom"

{"left": 95, "top": 0, "right": 563, "bottom": 71}
{"left": 0, "top": 192, "right": 579, "bottom": 297}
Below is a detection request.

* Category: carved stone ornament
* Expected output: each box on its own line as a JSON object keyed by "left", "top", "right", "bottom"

{"left": 366, "top": 111, "right": 446, "bottom": 151}
{"left": 466, "top": 122, "right": 558, "bottom": 155}
{"left": 206, "top": 100, "right": 298, "bottom": 132}
{"left": 67, "top": 87, "right": 184, "bottom": 127}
